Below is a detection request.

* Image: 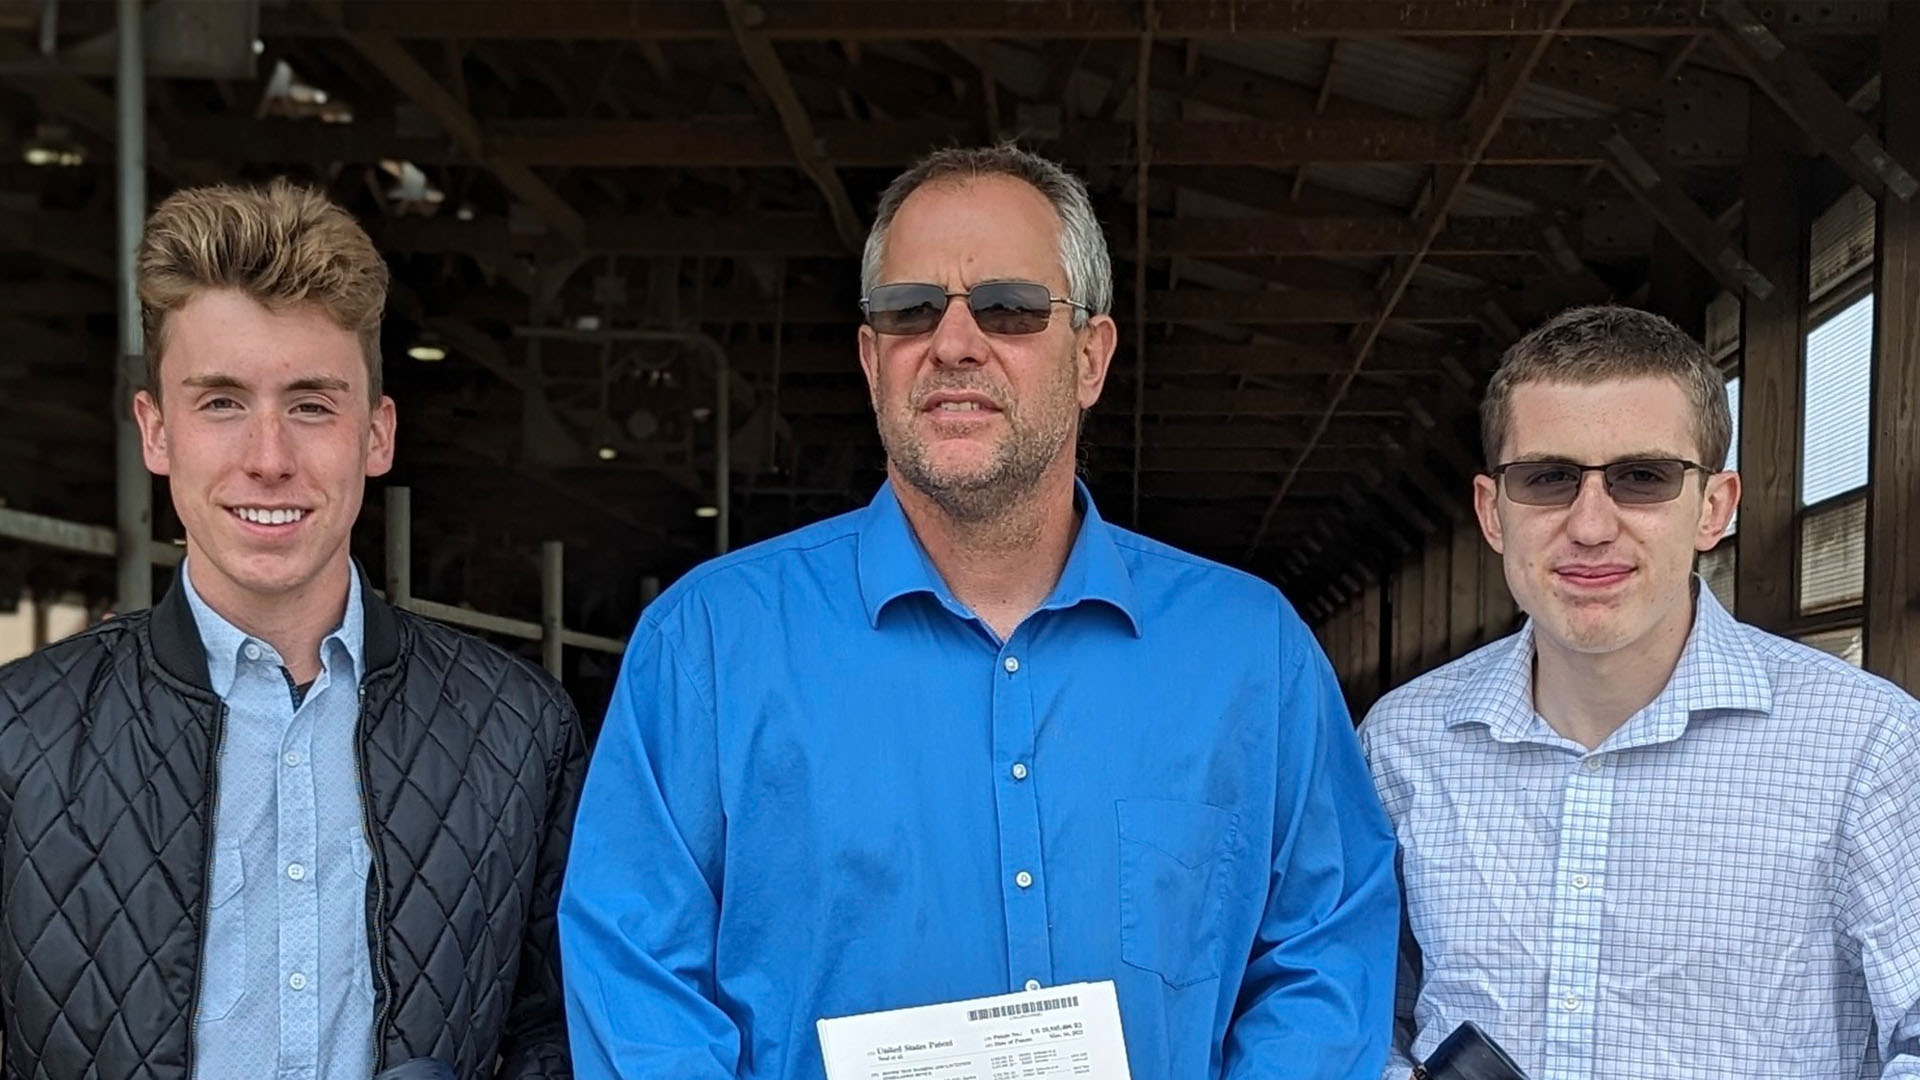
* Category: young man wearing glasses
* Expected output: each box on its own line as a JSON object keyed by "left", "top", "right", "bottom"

{"left": 560, "top": 145, "right": 1400, "bottom": 1079}
{"left": 1361, "top": 304, "right": 1920, "bottom": 1078}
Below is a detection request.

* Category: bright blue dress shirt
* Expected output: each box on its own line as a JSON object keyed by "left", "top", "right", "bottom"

{"left": 182, "top": 562, "right": 375, "bottom": 1080}
{"left": 560, "top": 481, "right": 1398, "bottom": 1080}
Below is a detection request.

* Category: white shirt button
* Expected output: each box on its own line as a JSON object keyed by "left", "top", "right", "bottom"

{"left": 288, "top": 972, "right": 308, "bottom": 991}
{"left": 1011, "top": 762, "right": 1029, "bottom": 781}
{"left": 1571, "top": 873, "right": 1590, "bottom": 890}
{"left": 1024, "top": 979, "right": 1042, "bottom": 992}
{"left": 283, "top": 751, "right": 302, "bottom": 767}
{"left": 287, "top": 863, "right": 306, "bottom": 881}
{"left": 1014, "top": 870, "right": 1033, "bottom": 889}
{"left": 1582, "top": 756, "right": 1603, "bottom": 772}
{"left": 1562, "top": 992, "right": 1580, "bottom": 1010}
{"left": 242, "top": 643, "right": 262, "bottom": 662}
{"left": 1003, "top": 656, "right": 1020, "bottom": 674}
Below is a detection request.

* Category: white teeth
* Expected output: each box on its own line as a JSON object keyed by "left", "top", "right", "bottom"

{"left": 937, "top": 401, "right": 982, "bottom": 411}
{"left": 234, "top": 507, "right": 305, "bottom": 525}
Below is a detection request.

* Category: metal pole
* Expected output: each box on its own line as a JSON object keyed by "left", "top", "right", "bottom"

{"left": 113, "top": 0, "right": 149, "bottom": 611}
{"left": 384, "top": 486, "right": 411, "bottom": 606}
{"left": 715, "top": 345, "right": 730, "bottom": 555}
{"left": 540, "top": 541, "right": 564, "bottom": 678}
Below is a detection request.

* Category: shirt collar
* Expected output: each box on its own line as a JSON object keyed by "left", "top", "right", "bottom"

{"left": 180, "top": 558, "right": 366, "bottom": 697}
{"left": 855, "top": 479, "right": 1142, "bottom": 636}
{"left": 1446, "top": 576, "right": 1772, "bottom": 745}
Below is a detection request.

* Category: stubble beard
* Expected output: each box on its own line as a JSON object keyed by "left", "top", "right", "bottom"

{"left": 879, "top": 376, "right": 1077, "bottom": 524}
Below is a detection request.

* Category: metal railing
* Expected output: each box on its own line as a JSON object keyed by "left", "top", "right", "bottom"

{"left": 0, "top": 486, "right": 626, "bottom": 676}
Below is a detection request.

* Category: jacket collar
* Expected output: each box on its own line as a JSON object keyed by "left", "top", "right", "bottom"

{"left": 150, "top": 558, "right": 401, "bottom": 694}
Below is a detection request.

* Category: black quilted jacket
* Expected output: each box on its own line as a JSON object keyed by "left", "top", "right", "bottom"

{"left": 0, "top": 568, "right": 584, "bottom": 1080}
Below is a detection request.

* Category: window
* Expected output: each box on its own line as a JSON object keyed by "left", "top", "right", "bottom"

{"left": 1798, "top": 626, "right": 1864, "bottom": 668}
{"left": 1722, "top": 374, "right": 1740, "bottom": 536}
{"left": 1700, "top": 543, "right": 1737, "bottom": 612}
{"left": 1801, "top": 294, "right": 1873, "bottom": 507}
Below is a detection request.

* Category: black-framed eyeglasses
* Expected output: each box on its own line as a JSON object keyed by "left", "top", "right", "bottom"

{"left": 1488, "top": 458, "right": 1711, "bottom": 506}
{"left": 860, "top": 281, "right": 1091, "bottom": 336}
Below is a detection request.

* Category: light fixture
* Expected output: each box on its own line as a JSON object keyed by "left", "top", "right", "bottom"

{"left": 691, "top": 406, "right": 713, "bottom": 422}
{"left": 694, "top": 506, "right": 720, "bottom": 519}
{"left": 455, "top": 204, "right": 476, "bottom": 222}
{"left": 407, "top": 343, "right": 446, "bottom": 362}
{"left": 21, "top": 124, "right": 84, "bottom": 167}
{"left": 597, "top": 446, "right": 618, "bottom": 461}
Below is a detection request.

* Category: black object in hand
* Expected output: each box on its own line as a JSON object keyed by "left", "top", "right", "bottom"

{"left": 371, "top": 1059, "right": 456, "bottom": 1080}
{"left": 1413, "top": 1022, "right": 1529, "bottom": 1080}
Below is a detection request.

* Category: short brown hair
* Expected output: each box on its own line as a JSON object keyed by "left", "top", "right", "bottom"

{"left": 138, "top": 178, "right": 389, "bottom": 400}
{"left": 1481, "top": 304, "right": 1733, "bottom": 470}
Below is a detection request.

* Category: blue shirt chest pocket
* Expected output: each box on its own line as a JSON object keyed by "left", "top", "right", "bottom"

{"left": 1116, "top": 798, "right": 1242, "bottom": 989}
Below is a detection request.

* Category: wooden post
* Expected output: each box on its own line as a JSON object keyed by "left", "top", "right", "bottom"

{"left": 1866, "top": 1, "right": 1920, "bottom": 691}
{"left": 1447, "top": 519, "right": 1481, "bottom": 656}
{"left": 1361, "top": 582, "right": 1383, "bottom": 706}
{"left": 1734, "top": 99, "right": 1809, "bottom": 633}
{"left": 1421, "top": 535, "right": 1449, "bottom": 673}
{"left": 1480, "top": 536, "right": 1517, "bottom": 641}
{"left": 1394, "top": 556, "right": 1422, "bottom": 686}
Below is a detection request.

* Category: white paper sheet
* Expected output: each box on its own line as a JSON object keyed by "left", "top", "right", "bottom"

{"left": 817, "top": 980, "right": 1133, "bottom": 1080}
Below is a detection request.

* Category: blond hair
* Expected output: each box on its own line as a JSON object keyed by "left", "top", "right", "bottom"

{"left": 138, "top": 178, "right": 389, "bottom": 400}
{"left": 1481, "top": 304, "right": 1733, "bottom": 470}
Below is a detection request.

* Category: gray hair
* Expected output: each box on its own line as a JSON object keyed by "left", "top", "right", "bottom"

{"left": 860, "top": 144, "right": 1112, "bottom": 328}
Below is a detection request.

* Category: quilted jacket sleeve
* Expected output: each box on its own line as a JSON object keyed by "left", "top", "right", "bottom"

{"left": 494, "top": 686, "right": 587, "bottom": 1079}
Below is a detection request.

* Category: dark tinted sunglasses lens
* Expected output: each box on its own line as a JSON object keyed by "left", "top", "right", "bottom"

{"left": 866, "top": 285, "right": 948, "bottom": 334}
{"left": 1503, "top": 463, "right": 1582, "bottom": 505}
{"left": 1605, "top": 460, "right": 1687, "bottom": 504}
{"left": 968, "top": 282, "right": 1054, "bottom": 334}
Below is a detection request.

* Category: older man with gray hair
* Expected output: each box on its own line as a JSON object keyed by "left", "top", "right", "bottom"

{"left": 559, "top": 145, "right": 1399, "bottom": 1080}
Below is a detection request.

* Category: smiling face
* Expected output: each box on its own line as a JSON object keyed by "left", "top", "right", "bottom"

{"left": 1474, "top": 375, "right": 1739, "bottom": 662}
{"left": 857, "top": 175, "right": 1116, "bottom": 520}
{"left": 134, "top": 288, "right": 395, "bottom": 619}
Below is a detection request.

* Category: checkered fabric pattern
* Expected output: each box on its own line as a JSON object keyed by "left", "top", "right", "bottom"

{"left": 1361, "top": 584, "right": 1920, "bottom": 1080}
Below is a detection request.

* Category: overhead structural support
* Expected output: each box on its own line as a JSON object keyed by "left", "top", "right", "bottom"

{"left": 114, "top": 0, "right": 149, "bottom": 611}
{"left": 1601, "top": 132, "right": 1775, "bottom": 300}
{"left": 1866, "top": 0, "right": 1920, "bottom": 691}
{"left": 1243, "top": 0, "right": 1576, "bottom": 560}
{"left": 723, "top": 0, "right": 864, "bottom": 252}
{"left": 336, "top": 18, "right": 586, "bottom": 248}
{"left": 1716, "top": 0, "right": 1918, "bottom": 203}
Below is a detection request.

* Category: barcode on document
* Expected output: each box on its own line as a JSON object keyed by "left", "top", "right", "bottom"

{"left": 966, "top": 994, "right": 1079, "bottom": 1022}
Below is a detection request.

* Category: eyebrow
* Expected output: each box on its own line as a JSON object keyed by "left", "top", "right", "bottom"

{"left": 180, "top": 373, "right": 354, "bottom": 394}
{"left": 1504, "top": 451, "right": 1690, "bottom": 464}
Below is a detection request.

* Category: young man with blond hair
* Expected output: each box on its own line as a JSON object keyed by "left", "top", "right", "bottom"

{"left": 1363, "top": 304, "right": 1920, "bottom": 1078}
{"left": 0, "top": 180, "right": 582, "bottom": 1080}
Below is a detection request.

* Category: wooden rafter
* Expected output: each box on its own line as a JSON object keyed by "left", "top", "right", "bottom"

{"left": 1245, "top": 0, "right": 1578, "bottom": 559}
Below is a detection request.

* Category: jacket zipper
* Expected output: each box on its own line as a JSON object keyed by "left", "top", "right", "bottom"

{"left": 185, "top": 701, "right": 230, "bottom": 1079}
{"left": 356, "top": 681, "right": 394, "bottom": 1074}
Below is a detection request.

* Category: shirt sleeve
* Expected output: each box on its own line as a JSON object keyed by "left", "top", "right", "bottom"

{"left": 558, "top": 605, "right": 741, "bottom": 1079}
{"left": 1843, "top": 700, "right": 1920, "bottom": 1073}
{"left": 1222, "top": 613, "right": 1400, "bottom": 1079}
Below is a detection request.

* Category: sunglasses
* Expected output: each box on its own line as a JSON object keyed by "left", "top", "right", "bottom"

{"left": 1489, "top": 458, "right": 1710, "bottom": 507}
{"left": 860, "top": 281, "right": 1091, "bottom": 336}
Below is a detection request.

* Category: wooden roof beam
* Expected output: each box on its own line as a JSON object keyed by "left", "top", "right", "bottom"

{"left": 1246, "top": 0, "right": 1577, "bottom": 559}
{"left": 723, "top": 0, "right": 864, "bottom": 252}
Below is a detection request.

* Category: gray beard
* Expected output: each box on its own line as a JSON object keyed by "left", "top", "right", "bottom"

{"left": 879, "top": 408, "right": 1071, "bottom": 523}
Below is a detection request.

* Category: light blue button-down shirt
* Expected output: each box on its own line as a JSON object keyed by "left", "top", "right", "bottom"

{"left": 1362, "top": 583, "right": 1920, "bottom": 1079}
{"left": 561, "top": 481, "right": 1399, "bottom": 1080}
{"left": 182, "top": 563, "right": 375, "bottom": 1080}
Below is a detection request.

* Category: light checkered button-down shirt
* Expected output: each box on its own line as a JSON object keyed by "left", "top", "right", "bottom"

{"left": 1361, "top": 583, "right": 1920, "bottom": 1079}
